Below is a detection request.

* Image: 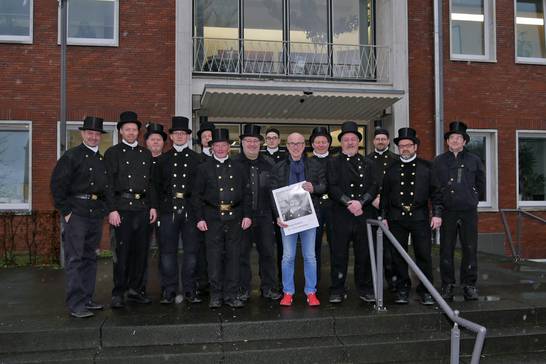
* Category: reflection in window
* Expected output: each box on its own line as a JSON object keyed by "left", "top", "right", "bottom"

{"left": 518, "top": 135, "right": 546, "bottom": 203}
{"left": 66, "top": 0, "right": 118, "bottom": 46}
{"left": 0, "top": 123, "right": 31, "bottom": 209}
{"left": 0, "top": 0, "right": 32, "bottom": 42}
{"left": 451, "top": 0, "right": 485, "bottom": 55}
{"left": 516, "top": 0, "right": 546, "bottom": 59}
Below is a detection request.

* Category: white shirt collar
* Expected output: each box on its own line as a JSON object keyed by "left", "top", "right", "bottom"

{"left": 173, "top": 143, "right": 187, "bottom": 152}
{"left": 267, "top": 147, "right": 279, "bottom": 154}
{"left": 83, "top": 143, "right": 99, "bottom": 153}
{"left": 313, "top": 150, "right": 329, "bottom": 158}
{"left": 214, "top": 155, "right": 229, "bottom": 163}
{"left": 202, "top": 147, "right": 212, "bottom": 156}
{"left": 401, "top": 154, "right": 417, "bottom": 163}
{"left": 122, "top": 139, "right": 138, "bottom": 148}
{"left": 375, "top": 148, "right": 388, "bottom": 155}
{"left": 342, "top": 151, "right": 356, "bottom": 158}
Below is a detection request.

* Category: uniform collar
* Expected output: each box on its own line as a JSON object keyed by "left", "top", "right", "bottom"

{"left": 267, "top": 147, "right": 279, "bottom": 154}
{"left": 313, "top": 150, "right": 329, "bottom": 158}
{"left": 401, "top": 154, "right": 417, "bottom": 163}
{"left": 83, "top": 143, "right": 99, "bottom": 154}
{"left": 173, "top": 143, "right": 188, "bottom": 152}
{"left": 202, "top": 147, "right": 212, "bottom": 156}
{"left": 375, "top": 148, "right": 388, "bottom": 155}
{"left": 214, "top": 155, "right": 229, "bottom": 164}
{"left": 122, "top": 139, "right": 138, "bottom": 148}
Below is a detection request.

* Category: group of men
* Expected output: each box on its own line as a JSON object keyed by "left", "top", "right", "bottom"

{"left": 50, "top": 112, "right": 485, "bottom": 318}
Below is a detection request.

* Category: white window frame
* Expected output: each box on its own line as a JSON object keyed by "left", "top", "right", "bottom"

{"left": 467, "top": 129, "right": 498, "bottom": 211}
{"left": 56, "top": 121, "right": 118, "bottom": 159}
{"left": 450, "top": 0, "right": 496, "bottom": 62}
{"left": 0, "top": 120, "right": 32, "bottom": 211}
{"left": 514, "top": 0, "right": 546, "bottom": 65}
{"left": 57, "top": 0, "right": 119, "bottom": 47}
{"left": 516, "top": 130, "right": 546, "bottom": 208}
{"left": 0, "top": 0, "right": 33, "bottom": 44}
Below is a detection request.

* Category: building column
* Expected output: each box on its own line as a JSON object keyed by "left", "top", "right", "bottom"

{"left": 175, "top": 0, "right": 193, "bottom": 118}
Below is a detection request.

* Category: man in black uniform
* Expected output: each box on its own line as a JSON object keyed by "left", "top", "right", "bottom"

{"left": 432, "top": 121, "right": 485, "bottom": 301}
{"left": 261, "top": 127, "right": 287, "bottom": 163}
{"left": 366, "top": 127, "right": 399, "bottom": 291}
{"left": 51, "top": 116, "right": 108, "bottom": 318}
{"left": 154, "top": 116, "right": 203, "bottom": 304}
{"left": 193, "top": 128, "right": 252, "bottom": 308}
{"left": 234, "top": 124, "right": 281, "bottom": 301}
{"left": 328, "top": 121, "right": 378, "bottom": 303}
{"left": 105, "top": 111, "right": 157, "bottom": 308}
{"left": 197, "top": 117, "right": 215, "bottom": 158}
{"left": 381, "top": 128, "right": 443, "bottom": 305}
{"left": 309, "top": 126, "right": 333, "bottom": 283}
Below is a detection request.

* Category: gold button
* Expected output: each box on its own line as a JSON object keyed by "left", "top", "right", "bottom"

{"left": 128, "top": 175, "right": 131, "bottom": 178}
{"left": 174, "top": 153, "right": 177, "bottom": 156}
{"left": 174, "top": 163, "right": 177, "bottom": 167}
{"left": 85, "top": 154, "right": 89, "bottom": 158}
{"left": 89, "top": 167, "right": 93, "bottom": 171}
{"left": 174, "top": 206, "right": 177, "bottom": 210}
{"left": 126, "top": 161, "right": 129, "bottom": 164}
{"left": 411, "top": 182, "right": 414, "bottom": 185}
{"left": 401, "top": 182, "right": 404, "bottom": 185}
{"left": 122, "top": 149, "right": 126, "bottom": 152}
{"left": 410, "top": 192, "right": 414, "bottom": 196}
{"left": 173, "top": 174, "right": 177, "bottom": 177}
{"left": 142, "top": 161, "right": 146, "bottom": 165}
{"left": 230, "top": 176, "right": 233, "bottom": 179}
{"left": 218, "top": 176, "right": 222, "bottom": 179}
{"left": 400, "top": 192, "right": 404, "bottom": 195}
{"left": 184, "top": 164, "right": 187, "bottom": 167}
{"left": 220, "top": 188, "right": 224, "bottom": 192}
{"left": 230, "top": 187, "right": 234, "bottom": 191}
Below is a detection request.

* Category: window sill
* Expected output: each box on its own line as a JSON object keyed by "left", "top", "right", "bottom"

{"left": 515, "top": 57, "right": 546, "bottom": 66}
{"left": 0, "top": 37, "right": 33, "bottom": 44}
{"left": 450, "top": 56, "right": 497, "bottom": 63}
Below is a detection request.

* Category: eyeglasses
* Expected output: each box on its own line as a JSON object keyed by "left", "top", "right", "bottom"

{"left": 287, "top": 142, "right": 305, "bottom": 147}
{"left": 266, "top": 136, "right": 279, "bottom": 140}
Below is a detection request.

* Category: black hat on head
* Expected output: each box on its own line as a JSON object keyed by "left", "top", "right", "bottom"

{"left": 169, "top": 116, "right": 192, "bottom": 134}
{"left": 265, "top": 127, "right": 281, "bottom": 137}
{"left": 337, "top": 121, "right": 362, "bottom": 141}
{"left": 209, "top": 128, "right": 230, "bottom": 146}
{"left": 144, "top": 123, "right": 167, "bottom": 141}
{"left": 197, "top": 117, "right": 216, "bottom": 144}
{"left": 240, "top": 124, "right": 264, "bottom": 141}
{"left": 309, "top": 126, "right": 332, "bottom": 145}
{"left": 444, "top": 121, "right": 470, "bottom": 143}
{"left": 79, "top": 116, "right": 106, "bottom": 134}
{"left": 374, "top": 127, "right": 390, "bottom": 138}
{"left": 394, "top": 127, "right": 420, "bottom": 145}
{"left": 117, "top": 111, "right": 142, "bottom": 130}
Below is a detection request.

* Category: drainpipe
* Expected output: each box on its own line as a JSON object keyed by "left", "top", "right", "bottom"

{"left": 433, "top": 0, "right": 444, "bottom": 155}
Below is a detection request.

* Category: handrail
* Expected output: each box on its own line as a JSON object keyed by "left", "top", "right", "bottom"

{"left": 366, "top": 218, "right": 487, "bottom": 364}
{"left": 500, "top": 208, "right": 546, "bottom": 263}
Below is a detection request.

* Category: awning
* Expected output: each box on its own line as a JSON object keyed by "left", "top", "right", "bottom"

{"left": 200, "top": 84, "right": 404, "bottom": 120}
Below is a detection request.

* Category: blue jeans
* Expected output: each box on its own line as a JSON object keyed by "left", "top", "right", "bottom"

{"left": 281, "top": 228, "right": 317, "bottom": 295}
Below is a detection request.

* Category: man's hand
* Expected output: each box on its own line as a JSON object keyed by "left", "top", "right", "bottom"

{"left": 302, "top": 181, "right": 314, "bottom": 193}
{"left": 241, "top": 217, "right": 252, "bottom": 230}
{"left": 197, "top": 220, "right": 208, "bottom": 232}
{"left": 276, "top": 217, "right": 288, "bottom": 228}
{"left": 109, "top": 211, "right": 121, "bottom": 227}
{"left": 149, "top": 208, "right": 157, "bottom": 224}
{"left": 430, "top": 217, "right": 442, "bottom": 230}
{"left": 372, "top": 195, "right": 381, "bottom": 209}
{"left": 64, "top": 213, "right": 72, "bottom": 223}
{"left": 347, "top": 200, "right": 363, "bottom": 216}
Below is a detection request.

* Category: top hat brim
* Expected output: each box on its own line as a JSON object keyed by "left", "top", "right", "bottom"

{"left": 79, "top": 126, "right": 107, "bottom": 134}
{"left": 444, "top": 130, "right": 470, "bottom": 143}
{"left": 394, "top": 136, "right": 420, "bottom": 145}
{"left": 338, "top": 130, "right": 362, "bottom": 142}
{"left": 117, "top": 120, "right": 142, "bottom": 130}
{"left": 239, "top": 133, "right": 264, "bottom": 141}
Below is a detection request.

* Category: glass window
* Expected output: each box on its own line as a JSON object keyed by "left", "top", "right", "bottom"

{"left": 518, "top": 132, "right": 546, "bottom": 206}
{"left": 450, "top": 0, "right": 496, "bottom": 61}
{"left": 57, "top": 121, "right": 117, "bottom": 157}
{"left": 0, "top": 0, "right": 32, "bottom": 43}
{"left": 61, "top": 0, "right": 119, "bottom": 46}
{"left": 0, "top": 121, "right": 31, "bottom": 211}
{"left": 516, "top": 0, "right": 546, "bottom": 62}
{"left": 467, "top": 130, "right": 498, "bottom": 210}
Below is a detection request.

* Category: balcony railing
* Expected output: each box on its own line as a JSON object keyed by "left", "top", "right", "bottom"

{"left": 193, "top": 37, "right": 391, "bottom": 83}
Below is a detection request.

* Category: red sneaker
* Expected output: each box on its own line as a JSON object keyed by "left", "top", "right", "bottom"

{"left": 306, "top": 293, "right": 320, "bottom": 306}
{"left": 280, "top": 293, "right": 293, "bottom": 306}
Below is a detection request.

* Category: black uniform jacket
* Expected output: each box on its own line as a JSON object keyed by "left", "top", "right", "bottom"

{"left": 50, "top": 143, "right": 108, "bottom": 218}
{"left": 104, "top": 142, "right": 156, "bottom": 212}
{"left": 311, "top": 154, "right": 333, "bottom": 209}
{"left": 366, "top": 150, "right": 398, "bottom": 193}
{"left": 270, "top": 156, "right": 327, "bottom": 217}
{"left": 261, "top": 147, "right": 287, "bottom": 163}
{"left": 380, "top": 157, "right": 443, "bottom": 221}
{"left": 232, "top": 153, "right": 275, "bottom": 216}
{"left": 192, "top": 157, "right": 252, "bottom": 222}
{"left": 431, "top": 149, "right": 485, "bottom": 211}
{"left": 154, "top": 147, "right": 201, "bottom": 215}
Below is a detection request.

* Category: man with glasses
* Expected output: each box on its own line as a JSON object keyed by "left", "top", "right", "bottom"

{"left": 380, "top": 128, "right": 443, "bottom": 305}
{"left": 261, "top": 127, "right": 287, "bottom": 163}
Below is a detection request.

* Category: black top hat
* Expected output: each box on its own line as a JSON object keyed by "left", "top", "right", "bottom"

{"left": 309, "top": 126, "right": 332, "bottom": 145}
{"left": 265, "top": 127, "right": 281, "bottom": 137}
{"left": 144, "top": 123, "right": 167, "bottom": 141}
{"left": 240, "top": 124, "right": 264, "bottom": 141}
{"left": 197, "top": 121, "right": 216, "bottom": 143}
{"left": 209, "top": 128, "right": 230, "bottom": 146}
{"left": 79, "top": 116, "right": 106, "bottom": 134}
{"left": 374, "top": 127, "right": 390, "bottom": 138}
{"left": 169, "top": 116, "right": 192, "bottom": 134}
{"left": 393, "top": 127, "right": 420, "bottom": 145}
{"left": 338, "top": 121, "right": 362, "bottom": 141}
{"left": 117, "top": 111, "right": 142, "bottom": 130}
{"left": 444, "top": 121, "right": 470, "bottom": 143}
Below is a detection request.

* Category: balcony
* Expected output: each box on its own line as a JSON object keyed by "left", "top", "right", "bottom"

{"left": 193, "top": 37, "right": 391, "bottom": 83}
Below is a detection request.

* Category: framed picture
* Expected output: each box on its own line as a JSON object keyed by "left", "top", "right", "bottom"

{"left": 272, "top": 181, "right": 319, "bottom": 235}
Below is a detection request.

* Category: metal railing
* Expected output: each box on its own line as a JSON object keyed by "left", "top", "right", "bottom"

{"left": 193, "top": 37, "right": 391, "bottom": 82}
{"left": 500, "top": 208, "right": 546, "bottom": 263}
{"left": 366, "top": 218, "right": 487, "bottom": 364}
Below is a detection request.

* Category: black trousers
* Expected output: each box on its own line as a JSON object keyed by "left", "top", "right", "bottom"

{"left": 159, "top": 212, "right": 200, "bottom": 297}
{"left": 330, "top": 213, "right": 373, "bottom": 296}
{"left": 240, "top": 214, "right": 277, "bottom": 293}
{"left": 388, "top": 219, "right": 433, "bottom": 294}
{"left": 205, "top": 218, "right": 243, "bottom": 300}
{"left": 195, "top": 232, "right": 209, "bottom": 291}
{"left": 63, "top": 214, "right": 102, "bottom": 312}
{"left": 112, "top": 210, "right": 150, "bottom": 297}
{"left": 440, "top": 209, "right": 478, "bottom": 286}
{"left": 138, "top": 220, "right": 160, "bottom": 294}
{"left": 315, "top": 202, "right": 334, "bottom": 283}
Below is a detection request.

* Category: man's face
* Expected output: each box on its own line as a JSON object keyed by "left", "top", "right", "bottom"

{"left": 241, "top": 136, "right": 261, "bottom": 158}
{"left": 81, "top": 130, "right": 102, "bottom": 148}
{"left": 170, "top": 130, "right": 189, "bottom": 146}
{"left": 397, "top": 139, "right": 418, "bottom": 160}
{"left": 146, "top": 134, "right": 164, "bottom": 155}
{"left": 212, "top": 141, "right": 230, "bottom": 158}
{"left": 340, "top": 133, "right": 359, "bottom": 156}
{"left": 373, "top": 133, "right": 389, "bottom": 152}
{"left": 119, "top": 123, "right": 139, "bottom": 144}
{"left": 265, "top": 132, "right": 280, "bottom": 149}
{"left": 312, "top": 135, "right": 330, "bottom": 154}
{"left": 286, "top": 133, "right": 305, "bottom": 160}
{"left": 447, "top": 133, "right": 466, "bottom": 153}
{"left": 201, "top": 130, "right": 212, "bottom": 147}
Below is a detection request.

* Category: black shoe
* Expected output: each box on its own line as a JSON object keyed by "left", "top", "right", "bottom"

{"left": 463, "top": 286, "right": 479, "bottom": 301}
{"left": 395, "top": 290, "right": 409, "bottom": 304}
{"left": 359, "top": 293, "right": 375, "bottom": 303}
{"left": 420, "top": 293, "right": 435, "bottom": 306}
{"left": 209, "top": 297, "right": 222, "bottom": 309}
{"left": 224, "top": 298, "right": 244, "bottom": 308}
{"left": 329, "top": 293, "right": 346, "bottom": 304}
{"left": 111, "top": 296, "right": 125, "bottom": 309}
{"left": 70, "top": 309, "right": 94, "bottom": 318}
{"left": 441, "top": 284, "right": 454, "bottom": 302}
{"left": 126, "top": 289, "right": 152, "bottom": 304}
{"left": 160, "top": 292, "right": 175, "bottom": 305}
{"left": 262, "top": 288, "right": 282, "bottom": 300}
{"left": 184, "top": 292, "right": 203, "bottom": 304}
{"left": 237, "top": 289, "right": 250, "bottom": 302}
{"left": 85, "top": 300, "right": 104, "bottom": 310}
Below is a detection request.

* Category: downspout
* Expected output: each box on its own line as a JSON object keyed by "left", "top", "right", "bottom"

{"left": 433, "top": 0, "right": 444, "bottom": 155}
